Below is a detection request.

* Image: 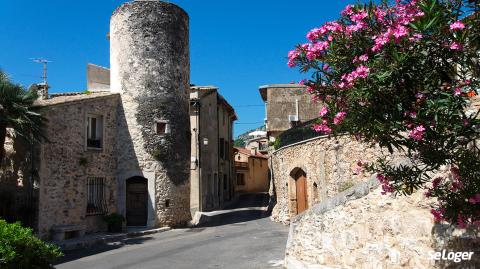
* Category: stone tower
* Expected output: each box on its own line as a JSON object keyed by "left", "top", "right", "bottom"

{"left": 110, "top": 0, "right": 191, "bottom": 227}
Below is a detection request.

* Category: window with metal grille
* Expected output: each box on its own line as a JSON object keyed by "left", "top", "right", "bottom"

{"left": 86, "top": 177, "right": 107, "bottom": 215}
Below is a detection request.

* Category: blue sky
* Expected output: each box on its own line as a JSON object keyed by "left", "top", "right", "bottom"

{"left": 0, "top": 0, "right": 356, "bottom": 137}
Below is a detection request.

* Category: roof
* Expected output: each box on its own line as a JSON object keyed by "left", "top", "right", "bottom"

{"left": 191, "top": 85, "right": 238, "bottom": 121}
{"left": 258, "top": 84, "right": 306, "bottom": 102}
{"left": 35, "top": 92, "right": 119, "bottom": 107}
{"left": 234, "top": 147, "right": 268, "bottom": 159}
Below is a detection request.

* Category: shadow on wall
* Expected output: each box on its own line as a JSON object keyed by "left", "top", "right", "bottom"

{"left": 432, "top": 224, "right": 480, "bottom": 268}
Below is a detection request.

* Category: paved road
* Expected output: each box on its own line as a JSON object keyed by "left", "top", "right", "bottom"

{"left": 56, "top": 193, "right": 288, "bottom": 269}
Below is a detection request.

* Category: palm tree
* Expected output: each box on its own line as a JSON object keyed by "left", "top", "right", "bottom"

{"left": 0, "top": 70, "right": 45, "bottom": 163}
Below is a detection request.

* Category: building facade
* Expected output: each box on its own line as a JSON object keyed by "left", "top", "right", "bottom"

{"left": 259, "top": 84, "right": 322, "bottom": 143}
{"left": 0, "top": 0, "right": 192, "bottom": 240}
{"left": 189, "top": 86, "right": 237, "bottom": 214}
{"left": 234, "top": 147, "right": 268, "bottom": 193}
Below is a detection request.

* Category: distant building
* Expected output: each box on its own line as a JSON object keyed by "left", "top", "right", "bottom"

{"left": 259, "top": 84, "right": 322, "bottom": 143}
{"left": 189, "top": 86, "right": 237, "bottom": 214}
{"left": 234, "top": 147, "right": 268, "bottom": 193}
{"left": 245, "top": 136, "right": 268, "bottom": 155}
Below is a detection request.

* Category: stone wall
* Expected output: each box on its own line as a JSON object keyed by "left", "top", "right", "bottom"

{"left": 110, "top": 0, "right": 191, "bottom": 227}
{"left": 270, "top": 135, "right": 400, "bottom": 224}
{"left": 36, "top": 94, "right": 120, "bottom": 239}
{"left": 285, "top": 178, "right": 480, "bottom": 269}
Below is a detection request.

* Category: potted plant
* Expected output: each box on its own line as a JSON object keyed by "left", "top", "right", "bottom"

{"left": 103, "top": 213, "right": 125, "bottom": 233}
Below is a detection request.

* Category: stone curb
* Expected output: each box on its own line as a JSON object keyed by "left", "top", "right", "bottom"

{"left": 54, "top": 227, "right": 171, "bottom": 251}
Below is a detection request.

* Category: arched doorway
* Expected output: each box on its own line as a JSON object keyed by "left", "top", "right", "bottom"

{"left": 293, "top": 169, "right": 308, "bottom": 214}
{"left": 126, "top": 177, "right": 148, "bottom": 226}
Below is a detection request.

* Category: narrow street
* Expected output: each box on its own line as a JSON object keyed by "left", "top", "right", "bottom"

{"left": 55, "top": 193, "right": 288, "bottom": 269}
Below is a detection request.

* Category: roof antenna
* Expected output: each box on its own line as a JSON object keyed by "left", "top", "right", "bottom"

{"left": 31, "top": 58, "right": 52, "bottom": 85}
{"left": 30, "top": 58, "right": 52, "bottom": 99}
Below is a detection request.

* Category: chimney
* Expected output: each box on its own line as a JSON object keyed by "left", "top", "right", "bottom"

{"left": 250, "top": 148, "right": 257, "bottom": 156}
{"left": 29, "top": 83, "right": 49, "bottom": 100}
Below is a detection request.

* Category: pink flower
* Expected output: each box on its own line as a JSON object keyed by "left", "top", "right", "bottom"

{"left": 323, "top": 64, "right": 330, "bottom": 71}
{"left": 306, "top": 27, "right": 328, "bottom": 42}
{"left": 319, "top": 106, "right": 329, "bottom": 117}
{"left": 355, "top": 65, "right": 370, "bottom": 78}
{"left": 431, "top": 208, "right": 445, "bottom": 222}
{"left": 454, "top": 87, "right": 462, "bottom": 96}
{"left": 350, "top": 10, "right": 368, "bottom": 23}
{"left": 409, "top": 125, "right": 426, "bottom": 141}
{"left": 346, "top": 22, "right": 366, "bottom": 33}
{"left": 457, "top": 214, "right": 467, "bottom": 229}
{"left": 333, "top": 111, "right": 347, "bottom": 125}
{"left": 468, "top": 194, "right": 480, "bottom": 205}
{"left": 432, "top": 177, "right": 442, "bottom": 188}
{"left": 359, "top": 54, "right": 369, "bottom": 62}
{"left": 450, "top": 21, "right": 465, "bottom": 31}
{"left": 377, "top": 174, "right": 395, "bottom": 195}
{"left": 450, "top": 42, "right": 463, "bottom": 50}
{"left": 287, "top": 49, "right": 300, "bottom": 67}
{"left": 341, "top": 4, "right": 355, "bottom": 16}
{"left": 312, "top": 123, "right": 332, "bottom": 134}
{"left": 306, "top": 86, "right": 314, "bottom": 94}
{"left": 393, "top": 25, "right": 409, "bottom": 39}
{"left": 451, "top": 166, "right": 461, "bottom": 181}
{"left": 374, "top": 7, "right": 387, "bottom": 22}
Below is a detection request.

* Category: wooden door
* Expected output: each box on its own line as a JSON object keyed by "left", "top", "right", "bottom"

{"left": 295, "top": 170, "right": 308, "bottom": 214}
{"left": 126, "top": 177, "right": 148, "bottom": 226}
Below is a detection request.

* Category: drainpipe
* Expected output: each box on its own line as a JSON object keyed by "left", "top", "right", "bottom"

{"left": 295, "top": 99, "right": 299, "bottom": 121}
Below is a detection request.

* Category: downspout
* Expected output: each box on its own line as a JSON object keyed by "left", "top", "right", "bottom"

{"left": 295, "top": 99, "right": 299, "bottom": 121}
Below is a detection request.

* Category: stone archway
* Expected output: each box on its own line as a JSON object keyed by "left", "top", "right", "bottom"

{"left": 126, "top": 176, "right": 148, "bottom": 226}
{"left": 290, "top": 168, "right": 308, "bottom": 215}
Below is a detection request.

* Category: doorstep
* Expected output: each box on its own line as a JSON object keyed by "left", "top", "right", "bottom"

{"left": 52, "top": 227, "right": 171, "bottom": 251}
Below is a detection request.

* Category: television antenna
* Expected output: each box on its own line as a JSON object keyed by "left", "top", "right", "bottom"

{"left": 31, "top": 58, "right": 52, "bottom": 85}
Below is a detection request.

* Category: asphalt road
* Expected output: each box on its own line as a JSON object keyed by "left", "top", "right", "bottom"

{"left": 55, "top": 193, "right": 289, "bottom": 269}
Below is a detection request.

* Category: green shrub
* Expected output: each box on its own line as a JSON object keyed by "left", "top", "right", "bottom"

{"left": 0, "top": 219, "right": 63, "bottom": 269}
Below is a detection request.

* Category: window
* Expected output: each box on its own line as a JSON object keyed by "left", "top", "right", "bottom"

{"left": 223, "top": 175, "right": 228, "bottom": 190}
{"left": 219, "top": 138, "right": 225, "bottom": 159}
{"left": 224, "top": 140, "right": 229, "bottom": 160}
{"left": 237, "top": 173, "right": 245, "bottom": 185}
{"left": 86, "top": 177, "right": 106, "bottom": 215}
{"left": 156, "top": 122, "right": 166, "bottom": 134}
{"left": 86, "top": 115, "right": 103, "bottom": 149}
{"left": 155, "top": 120, "right": 170, "bottom": 135}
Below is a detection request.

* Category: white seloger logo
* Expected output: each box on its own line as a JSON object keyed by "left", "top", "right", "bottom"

{"left": 429, "top": 250, "right": 474, "bottom": 263}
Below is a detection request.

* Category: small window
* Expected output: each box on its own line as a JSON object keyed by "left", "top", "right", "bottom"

{"left": 156, "top": 122, "right": 166, "bottom": 134}
{"left": 155, "top": 120, "right": 170, "bottom": 135}
{"left": 219, "top": 138, "right": 225, "bottom": 159}
{"left": 86, "top": 177, "right": 106, "bottom": 215}
{"left": 87, "top": 114, "right": 103, "bottom": 149}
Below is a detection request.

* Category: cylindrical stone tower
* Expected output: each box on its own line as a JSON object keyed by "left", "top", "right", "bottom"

{"left": 110, "top": 0, "right": 191, "bottom": 227}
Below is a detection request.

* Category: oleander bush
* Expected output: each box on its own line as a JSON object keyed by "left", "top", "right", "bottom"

{"left": 288, "top": 0, "right": 480, "bottom": 226}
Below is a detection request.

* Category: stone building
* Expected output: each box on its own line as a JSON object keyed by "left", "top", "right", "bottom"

{"left": 244, "top": 133, "right": 268, "bottom": 155}
{"left": 234, "top": 147, "right": 269, "bottom": 193}
{"left": 0, "top": 0, "right": 192, "bottom": 239}
{"left": 189, "top": 86, "right": 237, "bottom": 214}
{"left": 259, "top": 84, "right": 322, "bottom": 143}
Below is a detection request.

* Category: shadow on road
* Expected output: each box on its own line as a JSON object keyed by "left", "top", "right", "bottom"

{"left": 55, "top": 193, "right": 272, "bottom": 266}
{"left": 55, "top": 236, "right": 154, "bottom": 265}
{"left": 196, "top": 192, "right": 271, "bottom": 228}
